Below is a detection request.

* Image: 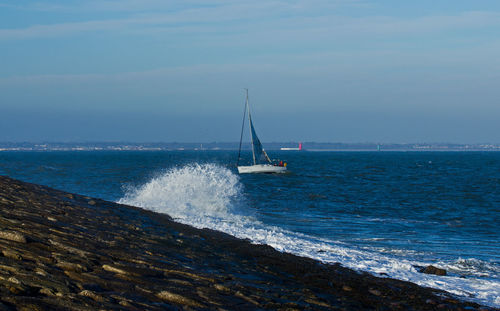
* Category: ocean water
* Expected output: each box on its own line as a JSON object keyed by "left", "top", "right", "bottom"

{"left": 0, "top": 150, "right": 499, "bottom": 307}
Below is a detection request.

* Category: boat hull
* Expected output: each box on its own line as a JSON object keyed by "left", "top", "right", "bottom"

{"left": 237, "top": 164, "right": 287, "bottom": 174}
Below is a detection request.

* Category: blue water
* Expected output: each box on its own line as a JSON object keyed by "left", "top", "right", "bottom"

{"left": 1, "top": 151, "right": 499, "bottom": 307}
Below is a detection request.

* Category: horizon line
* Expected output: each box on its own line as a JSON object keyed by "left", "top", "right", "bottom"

{"left": 1, "top": 141, "right": 499, "bottom": 146}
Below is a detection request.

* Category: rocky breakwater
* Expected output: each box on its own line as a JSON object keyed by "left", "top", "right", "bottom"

{"left": 0, "top": 175, "right": 493, "bottom": 310}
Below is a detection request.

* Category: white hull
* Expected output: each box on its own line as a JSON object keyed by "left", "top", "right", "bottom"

{"left": 237, "top": 164, "right": 287, "bottom": 174}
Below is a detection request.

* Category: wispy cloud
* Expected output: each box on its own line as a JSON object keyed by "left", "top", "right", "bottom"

{"left": 0, "top": 2, "right": 279, "bottom": 39}
{"left": 5, "top": 0, "right": 362, "bottom": 12}
{"left": 336, "top": 11, "right": 500, "bottom": 36}
{"left": 1, "top": 0, "right": 499, "bottom": 41}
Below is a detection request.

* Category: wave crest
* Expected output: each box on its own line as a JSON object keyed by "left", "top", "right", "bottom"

{"left": 119, "top": 163, "right": 242, "bottom": 221}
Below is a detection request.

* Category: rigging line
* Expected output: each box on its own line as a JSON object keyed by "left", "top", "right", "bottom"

{"left": 236, "top": 88, "right": 248, "bottom": 167}
{"left": 247, "top": 90, "right": 257, "bottom": 165}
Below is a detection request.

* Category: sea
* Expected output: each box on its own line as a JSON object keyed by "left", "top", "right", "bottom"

{"left": 0, "top": 150, "right": 499, "bottom": 307}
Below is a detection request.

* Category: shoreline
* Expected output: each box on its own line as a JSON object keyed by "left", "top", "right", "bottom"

{"left": 0, "top": 175, "right": 493, "bottom": 310}
{"left": 1, "top": 141, "right": 499, "bottom": 152}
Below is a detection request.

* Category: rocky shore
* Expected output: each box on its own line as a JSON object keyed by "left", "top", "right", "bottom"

{"left": 0, "top": 176, "right": 493, "bottom": 310}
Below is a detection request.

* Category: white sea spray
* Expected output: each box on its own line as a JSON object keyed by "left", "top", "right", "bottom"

{"left": 119, "top": 163, "right": 500, "bottom": 308}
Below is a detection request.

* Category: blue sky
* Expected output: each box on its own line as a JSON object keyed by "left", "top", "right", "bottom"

{"left": 1, "top": 0, "right": 499, "bottom": 143}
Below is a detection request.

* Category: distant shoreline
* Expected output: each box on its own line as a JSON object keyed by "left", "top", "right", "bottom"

{"left": 1, "top": 142, "right": 499, "bottom": 152}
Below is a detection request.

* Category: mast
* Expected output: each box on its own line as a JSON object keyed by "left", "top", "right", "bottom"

{"left": 246, "top": 89, "right": 257, "bottom": 165}
{"left": 236, "top": 89, "right": 248, "bottom": 167}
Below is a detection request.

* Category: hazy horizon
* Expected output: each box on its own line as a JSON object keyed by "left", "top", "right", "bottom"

{"left": 1, "top": 1, "right": 499, "bottom": 143}
{"left": 1, "top": 141, "right": 498, "bottom": 147}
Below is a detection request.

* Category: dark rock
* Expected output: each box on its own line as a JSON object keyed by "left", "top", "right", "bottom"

{"left": 79, "top": 289, "right": 105, "bottom": 302}
{"left": 421, "top": 265, "right": 447, "bottom": 276}
{"left": 56, "top": 261, "right": 87, "bottom": 272}
{"left": 156, "top": 290, "right": 204, "bottom": 308}
{"left": 0, "top": 231, "right": 26, "bottom": 243}
{"left": 342, "top": 285, "right": 352, "bottom": 291}
{"left": 82, "top": 283, "right": 105, "bottom": 292}
{"left": 0, "top": 302, "right": 13, "bottom": 311}
{"left": 0, "top": 176, "right": 491, "bottom": 310}
{"left": 369, "top": 289, "right": 382, "bottom": 296}
{"left": 1, "top": 250, "right": 22, "bottom": 261}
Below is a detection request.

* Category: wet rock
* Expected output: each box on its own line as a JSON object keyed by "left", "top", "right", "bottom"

{"left": 369, "top": 289, "right": 382, "bottom": 296}
{"left": 421, "top": 265, "right": 447, "bottom": 276}
{"left": 305, "top": 297, "right": 331, "bottom": 308}
{"left": 157, "top": 290, "right": 204, "bottom": 308}
{"left": 213, "top": 283, "right": 231, "bottom": 294}
{"left": 2, "top": 250, "right": 22, "bottom": 261}
{"left": 48, "top": 239, "right": 90, "bottom": 257}
{"left": 0, "top": 176, "right": 490, "bottom": 311}
{"left": 79, "top": 289, "right": 104, "bottom": 302}
{"left": 0, "top": 264, "right": 17, "bottom": 273}
{"left": 167, "top": 278, "right": 192, "bottom": 286}
{"left": 0, "top": 302, "right": 12, "bottom": 311}
{"left": 39, "top": 287, "right": 57, "bottom": 296}
{"left": 235, "top": 290, "right": 260, "bottom": 306}
{"left": 0, "top": 230, "right": 27, "bottom": 243}
{"left": 7, "top": 276, "right": 22, "bottom": 285}
{"left": 102, "top": 264, "right": 128, "bottom": 275}
{"left": 56, "top": 261, "right": 87, "bottom": 272}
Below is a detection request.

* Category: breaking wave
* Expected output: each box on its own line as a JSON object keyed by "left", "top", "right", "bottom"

{"left": 119, "top": 163, "right": 500, "bottom": 308}
{"left": 119, "top": 163, "right": 243, "bottom": 225}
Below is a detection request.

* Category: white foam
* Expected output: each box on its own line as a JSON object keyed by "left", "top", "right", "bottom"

{"left": 119, "top": 163, "right": 500, "bottom": 308}
{"left": 120, "top": 163, "right": 243, "bottom": 223}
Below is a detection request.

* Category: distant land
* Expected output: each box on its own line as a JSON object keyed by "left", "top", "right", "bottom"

{"left": 1, "top": 142, "right": 499, "bottom": 151}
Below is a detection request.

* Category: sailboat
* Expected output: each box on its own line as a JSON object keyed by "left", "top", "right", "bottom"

{"left": 237, "top": 89, "right": 287, "bottom": 174}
